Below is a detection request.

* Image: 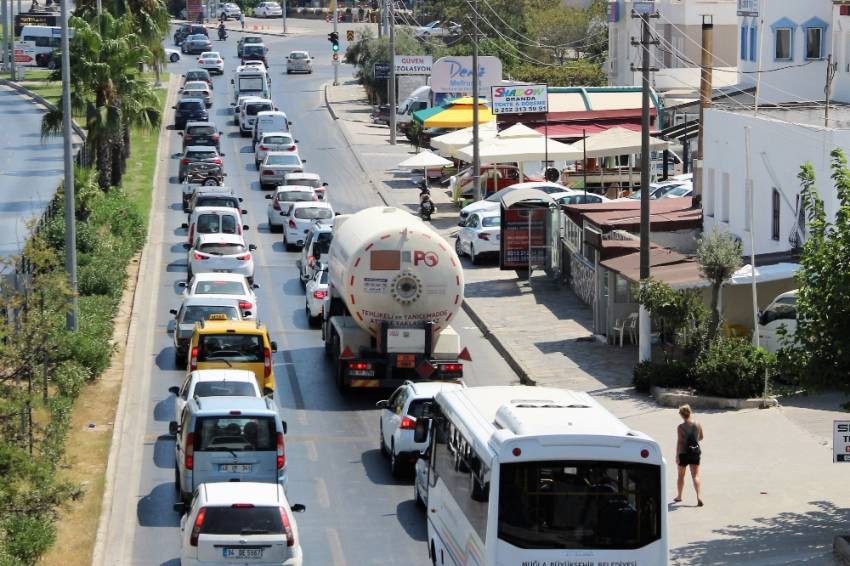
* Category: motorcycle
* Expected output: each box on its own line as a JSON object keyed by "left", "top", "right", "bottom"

{"left": 419, "top": 187, "right": 435, "bottom": 221}
{"left": 218, "top": 26, "right": 228, "bottom": 40}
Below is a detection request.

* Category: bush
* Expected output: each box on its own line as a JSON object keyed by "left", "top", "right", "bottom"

{"left": 508, "top": 62, "right": 605, "bottom": 87}
{"left": 2, "top": 514, "right": 56, "bottom": 566}
{"left": 632, "top": 360, "right": 691, "bottom": 393}
{"left": 692, "top": 337, "right": 775, "bottom": 398}
{"left": 53, "top": 361, "right": 89, "bottom": 399}
{"left": 78, "top": 253, "right": 126, "bottom": 297}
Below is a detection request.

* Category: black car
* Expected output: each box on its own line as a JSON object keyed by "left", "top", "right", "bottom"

{"left": 182, "top": 34, "right": 212, "bottom": 54}
{"left": 173, "top": 99, "right": 209, "bottom": 130}
{"left": 183, "top": 69, "right": 213, "bottom": 90}
{"left": 181, "top": 121, "right": 222, "bottom": 151}
{"left": 236, "top": 36, "right": 264, "bottom": 57}
{"left": 241, "top": 44, "right": 268, "bottom": 67}
{"left": 174, "top": 24, "right": 207, "bottom": 46}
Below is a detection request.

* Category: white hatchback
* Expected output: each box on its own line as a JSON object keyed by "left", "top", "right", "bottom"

{"left": 169, "top": 369, "right": 261, "bottom": 423}
{"left": 283, "top": 172, "right": 327, "bottom": 201}
{"left": 197, "top": 51, "right": 224, "bottom": 75}
{"left": 304, "top": 266, "right": 328, "bottom": 327}
{"left": 285, "top": 51, "right": 313, "bottom": 74}
{"left": 255, "top": 131, "right": 297, "bottom": 169}
{"left": 281, "top": 201, "right": 334, "bottom": 250}
{"left": 181, "top": 273, "right": 259, "bottom": 319}
{"left": 187, "top": 233, "right": 257, "bottom": 283}
{"left": 455, "top": 209, "right": 501, "bottom": 264}
{"left": 265, "top": 186, "right": 317, "bottom": 232}
{"left": 377, "top": 380, "right": 465, "bottom": 477}
{"left": 175, "top": 482, "right": 305, "bottom": 566}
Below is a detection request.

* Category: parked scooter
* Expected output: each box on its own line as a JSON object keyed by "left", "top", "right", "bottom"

{"left": 419, "top": 184, "right": 435, "bottom": 221}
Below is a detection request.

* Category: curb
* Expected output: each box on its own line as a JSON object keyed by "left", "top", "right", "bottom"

{"left": 835, "top": 536, "right": 850, "bottom": 565}
{"left": 460, "top": 300, "right": 535, "bottom": 386}
{"left": 0, "top": 78, "right": 87, "bottom": 141}
{"left": 650, "top": 385, "right": 779, "bottom": 410}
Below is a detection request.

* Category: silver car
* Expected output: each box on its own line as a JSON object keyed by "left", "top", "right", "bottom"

{"left": 285, "top": 51, "right": 313, "bottom": 74}
{"left": 181, "top": 34, "right": 212, "bottom": 55}
{"left": 186, "top": 233, "right": 257, "bottom": 283}
{"left": 169, "top": 297, "right": 243, "bottom": 366}
{"left": 259, "top": 152, "right": 305, "bottom": 190}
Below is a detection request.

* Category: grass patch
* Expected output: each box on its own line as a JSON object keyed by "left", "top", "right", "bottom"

{"left": 123, "top": 83, "right": 168, "bottom": 222}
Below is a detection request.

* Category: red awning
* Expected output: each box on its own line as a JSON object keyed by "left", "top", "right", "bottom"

{"left": 535, "top": 121, "right": 644, "bottom": 138}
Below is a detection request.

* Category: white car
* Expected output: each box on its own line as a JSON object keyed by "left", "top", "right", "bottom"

{"left": 197, "top": 51, "right": 224, "bottom": 75}
{"left": 169, "top": 369, "right": 261, "bottom": 423}
{"left": 181, "top": 273, "right": 259, "bottom": 319}
{"left": 175, "top": 482, "right": 305, "bottom": 566}
{"left": 239, "top": 97, "right": 275, "bottom": 136}
{"left": 297, "top": 223, "right": 332, "bottom": 283}
{"left": 266, "top": 186, "right": 317, "bottom": 232}
{"left": 187, "top": 233, "right": 257, "bottom": 283}
{"left": 282, "top": 201, "right": 334, "bottom": 251}
{"left": 458, "top": 181, "right": 572, "bottom": 221}
{"left": 455, "top": 209, "right": 501, "bottom": 264}
{"left": 285, "top": 51, "right": 313, "bottom": 74}
{"left": 170, "top": 297, "right": 244, "bottom": 364}
{"left": 255, "top": 131, "right": 297, "bottom": 169}
{"left": 283, "top": 172, "right": 327, "bottom": 201}
{"left": 756, "top": 290, "right": 798, "bottom": 353}
{"left": 414, "top": 20, "right": 461, "bottom": 38}
{"left": 659, "top": 183, "right": 694, "bottom": 199}
{"left": 304, "top": 266, "right": 328, "bottom": 327}
{"left": 259, "top": 152, "right": 306, "bottom": 190}
{"left": 555, "top": 191, "right": 611, "bottom": 206}
{"left": 377, "top": 381, "right": 465, "bottom": 477}
{"left": 165, "top": 47, "right": 181, "bottom": 63}
{"left": 216, "top": 2, "right": 241, "bottom": 19}
{"left": 253, "top": 1, "right": 282, "bottom": 17}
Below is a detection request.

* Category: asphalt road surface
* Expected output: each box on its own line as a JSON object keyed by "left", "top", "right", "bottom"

{"left": 99, "top": 24, "right": 517, "bottom": 566}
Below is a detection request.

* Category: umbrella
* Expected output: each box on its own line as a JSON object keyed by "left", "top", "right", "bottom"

{"left": 397, "top": 150, "right": 453, "bottom": 188}
{"left": 581, "top": 127, "right": 670, "bottom": 159}
{"left": 412, "top": 97, "right": 496, "bottom": 129}
{"left": 431, "top": 121, "right": 498, "bottom": 158}
{"left": 456, "top": 135, "right": 582, "bottom": 164}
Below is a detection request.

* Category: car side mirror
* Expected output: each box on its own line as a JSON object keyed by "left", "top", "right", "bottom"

{"left": 177, "top": 131, "right": 184, "bottom": 136}
{"left": 243, "top": 225, "right": 249, "bottom": 231}
{"left": 458, "top": 221, "right": 465, "bottom": 227}
{"left": 171, "top": 105, "right": 176, "bottom": 109}
{"left": 334, "top": 211, "right": 341, "bottom": 216}
{"left": 168, "top": 386, "right": 180, "bottom": 395}
{"left": 270, "top": 341, "right": 278, "bottom": 352}
{"left": 262, "top": 386, "right": 273, "bottom": 396}
{"left": 265, "top": 195, "right": 272, "bottom": 199}
{"left": 291, "top": 503, "right": 306, "bottom": 513}
{"left": 322, "top": 182, "right": 329, "bottom": 186}
{"left": 243, "top": 310, "right": 251, "bottom": 317}
{"left": 281, "top": 419, "right": 288, "bottom": 434}
{"left": 248, "top": 244, "right": 257, "bottom": 251}
{"left": 413, "top": 417, "right": 431, "bottom": 443}
{"left": 181, "top": 222, "right": 188, "bottom": 229}
{"left": 375, "top": 400, "right": 388, "bottom": 409}
{"left": 169, "top": 421, "right": 179, "bottom": 435}
{"left": 170, "top": 309, "right": 178, "bottom": 315}
{"left": 173, "top": 501, "right": 187, "bottom": 515}
{"left": 219, "top": 152, "right": 226, "bottom": 156}
{"left": 294, "top": 139, "right": 300, "bottom": 143}
{"left": 182, "top": 243, "right": 191, "bottom": 250}
{"left": 288, "top": 121, "right": 293, "bottom": 126}
{"left": 230, "top": 79, "right": 235, "bottom": 84}
{"left": 252, "top": 283, "right": 260, "bottom": 289}
{"left": 219, "top": 131, "right": 223, "bottom": 135}
{"left": 178, "top": 281, "right": 187, "bottom": 288}
{"left": 301, "top": 160, "right": 306, "bottom": 164}
{"left": 238, "top": 197, "right": 244, "bottom": 202}
{"left": 241, "top": 209, "right": 248, "bottom": 214}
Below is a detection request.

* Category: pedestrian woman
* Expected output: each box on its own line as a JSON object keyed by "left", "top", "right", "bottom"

{"left": 239, "top": 12, "right": 245, "bottom": 30}
{"left": 674, "top": 404, "right": 704, "bottom": 506}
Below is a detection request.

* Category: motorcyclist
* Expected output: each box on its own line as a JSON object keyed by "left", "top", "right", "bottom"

{"left": 418, "top": 182, "right": 435, "bottom": 220}
{"left": 218, "top": 21, "right": 227, "bottom": 40}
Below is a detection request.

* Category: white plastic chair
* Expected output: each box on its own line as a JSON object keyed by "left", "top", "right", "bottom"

{"left": 612, "top": 312, "right": 639, "bottom": 347}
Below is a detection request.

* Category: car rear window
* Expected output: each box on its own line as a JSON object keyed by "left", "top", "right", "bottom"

{"left": 187, "top": 126, "right": 216, "bottom": 136}
{"left": 406, "top": 399, "right": 433, "bottom": 418}
{"left": 179, "top": 101, "right": 205, "bottom": 110}
{"left": 276, "top": 191, "right": 313, "bottom": 202}
{"left": 198, "top": 333, "right": 263, "bottom": 362}
{"left": 194, "top": 416, "right": 276, "bottom": 452}
{"left": 314, "top": 232, "right": 332, "bottom": 254}
{"left": 194, "top": 281, "right": 246, "bottom": 295}
{"left": 193, "top": 381, "right": 256, "bottom": 398}
{"left": 199, "top": 243, "right": 246, "bottom": 255}
{"left": 185, "top": 71, "right": 209, "bottom": 82}
{"left": 290, "top": 52, "right": 307, "bottom": 59}
{"left": 197, "top": 214, "right": 238, "bottom": 235}
{"left": 190, "top": 25, "right": 207, "bottom": 34}
{"left": 188, "top": 150, "right": 218, "bottom": 159}
{"left": 200, "top": 506, "right": 283, "bottom": 535}
{"left": 196, "top": 196, "right": 238, "bottom": 209}
{"left": 319, "top": 270, "right": 329, "bottom": 284}
{"left": 263, "top": 135, "right": 291, "bottom": 145}
{"left": 201, "top": 52, "right": 220, "bottom": 59}
{"left": 244, "top": 37, "right": 262, "bottom": 44}
{"left": 285, "top": 178, "right": 320, "bottom": 188}
{"left": 482, "top": 216, "right": 500, "bottom": 227}
{"left": 267, "top": 154, "right": 299, "bottom": 166}
{"left": 183, "top": 305, "right": 240, "bottom": 323}
{"left": 246, "top": 102, "right": 273, "bottom": 115}
{"left": 294, "top": 207, "right": 332, "bottom": 220}
{"left": 243, "top": 45, "right": 265, "bottom": 56}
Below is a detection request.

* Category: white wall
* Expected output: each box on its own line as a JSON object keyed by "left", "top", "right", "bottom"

{"left": 702, "top": 107, "right": 850, "bottom": 256}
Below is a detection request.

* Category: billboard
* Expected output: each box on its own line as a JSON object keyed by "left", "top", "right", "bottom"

{"left": 490, "top": 84, "right": 548, "bottom": 114}
{"left": 14, "top": 42, "right": 37, "bottom": 67}
{"left": 14, "top": 12, "right": 58, "bottom": 35}
{"left": 394, "top": 55, "right": 432, "bottom": 75}
{"left": 500, "top": 207, "right": 548, "bottom": 270}
{"left": 430, "top": 56, "right": 502, "bottom": 94}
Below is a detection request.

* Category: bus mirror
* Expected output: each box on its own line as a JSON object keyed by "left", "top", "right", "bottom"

{"left": 413, "top": 418, "right": 430, "bottom": 443}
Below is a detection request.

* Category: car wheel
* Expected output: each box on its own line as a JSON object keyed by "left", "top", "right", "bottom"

{"left": 286, "top": 69, "right": 291, "bottom": 74}
{"left": 187, "top": 266, "right": 193, "bottom": 283}
{"left": 255, "top": 160, "right": 260, "bottom": 170}
{"left": 454, "top": 237, "right": 464, "bottom": 258}
{"left": 390, "top": 440, "right": 405, "bottom": 479}
{"left": 170, "top": 52, "right": 179, "bottom": 62}
{"left": 269, "top": 220, "right": 281, "bottom": 233}
{"left": 379, "top": 421, "right": 388, "bottom": 456}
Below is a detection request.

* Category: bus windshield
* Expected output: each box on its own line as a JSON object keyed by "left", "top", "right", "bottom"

{"left": 497, "top": 460, "right": 662, "bottom": 550}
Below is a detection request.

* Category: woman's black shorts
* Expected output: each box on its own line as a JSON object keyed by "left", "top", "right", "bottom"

{"left": 678, "top": 452, "right": 701, "bottom": 466}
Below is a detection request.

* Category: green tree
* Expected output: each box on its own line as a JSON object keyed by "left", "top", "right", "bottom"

{"left": 696, "top": 230, "right": 742, "bottom": 338}
{"left": 524, "top": 5, "right": 588, "bottom": 64}
{"left": 794, "top": 149, "right": 850, "bottom": 387}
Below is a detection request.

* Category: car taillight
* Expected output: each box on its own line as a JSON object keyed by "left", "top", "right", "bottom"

{"left": 440, "top": 363, "right": 463, "bottom": 373}
{"left": 262, "top": 170, "right": 274, "bottom": 175}
{"left": 313, "top": 289, "right": 327, "bottom": 300}
{"left": 193, "top": 251, "right": 208, "bottom": 260}
{"left": 185, "top": 432, "right": 195, "bottom": 470}
{"left": 235, "top": 253, "right": 251, "bottom": 261}
{"left": 180, "top": 158, "right": 189, "bottom": 165}
{"left": 217, "top": 59, "right": 223, "bottom": 64}
{"left": 273, "top": 200, "right": 281, "bottom": 210}
{"left": 184, "top": 134, "right": 193, "bottom": 142}
{"left": 288, "top": 219, "right": 296, "bottom": 229}
{"left": 190, "top": 346, "right": 198, "bottom": 371}
{"left": 279, "top": 507, "right": 295, "bottom": 547}
{"left": 211, "top": 133, "right": 220, "bottom": 140}
{"left": 276, "top": 432, "right": 285, "bottom": 470}
{"left": 348, "top": 362, "right": 371, "bottom": 370}
{"left": 287, "top": 145, "right": 295, "bottom": 151}
{"left": 478, "top": 233, "right": 491, "bottom": 241}
{"left": 189, "top": 506, "right": 205, "bottom": 546}
{"left": 259, "top": 145, "right": 268, "bottom": 151}
{"left": 238, "top": 301, "right": 252, "bottom": 310}
{"left": 400, "top": 416, "right": 416, "bottom": 430}
{"left": 263, "top": 347, "right": 271, "bottom": 378}
{"left": 213, "top": 158, "right": 222, "bottom": 165}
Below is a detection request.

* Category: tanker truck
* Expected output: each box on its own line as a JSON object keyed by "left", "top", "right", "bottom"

{"left": 322, "top": 207, "right": 470, "bottom": 390}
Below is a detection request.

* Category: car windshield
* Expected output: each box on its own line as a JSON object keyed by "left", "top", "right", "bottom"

{"left": 199, "top": 242, "right": 246, "bottom": 255}
{"left": 188, "top": 126, "right": 216, "bottom": 136}
{"left": 194, "top": 280, "right": 246, "bottom": 295}
{"left": 290, "top": 52, "right": 308, "bottom": 59}
{"left": 200, "top": 506, "right": 283, "bottom": 535}
{"left": 182, "top": 305, "right": 239, "bottom": 323}
{"left": 194, "top": 416, "right": 276, "bottom": 451}
{"left": 179, "top": 101, "right": 204, "bottom": 110}
{"left": 196, "top": 214, "right": 238, "bottom": 234}
{"left": 263, "top": 135, "right": 292, "bottom": 145}
{"left": 246, "top": 102, "right": 273, "bottom": 115}
{"left": 267, "top": 154, "right": 300, "bottom": 166}
{"left": 294, "top": 207, "right": 332, "bottom": 220}
{"left": 663, "top": 186, "right": 691, "bottom": 197}
{"left": 425, "top": 20, "right": 439, "bottom": 27}
{"left": 498, "top": 460, "right": 662, "bottom": 550}
{"left": 193, "top": 381, "right": 256, "bottom": 397}
{"left": 482, "top": 216, "right": 500, "bottom": 227}
{"left": 197, "top": 333, "right": 263, "bottom": 362}
{"left": 277, "top": 190, "right": 312, "bottom": 202}
{"left": 196, "top": 196, "right": 237, "bottom": 208}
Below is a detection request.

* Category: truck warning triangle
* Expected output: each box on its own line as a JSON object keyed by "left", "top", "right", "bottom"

{"left": 458, "top": 347, "right": 472, "bottom": 361}
{"left": 416, "top": 360, "right": 435, "bottom": 379}
{"left": 340, "top": 346, "right": 354, "bottom": 359}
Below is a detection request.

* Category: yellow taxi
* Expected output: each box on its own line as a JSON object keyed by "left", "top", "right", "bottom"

{"left": 187, "top": 314, "right": 277, "bottom": 395}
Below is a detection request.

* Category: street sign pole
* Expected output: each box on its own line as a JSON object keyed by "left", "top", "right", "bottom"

{"left": 282, "top": 0, "right": 286, "bottom": 33}
{"left": 60, "top": 0, "right": 78, "bottom": 330}
{"left": 388, "top": 0, "right": 396, "bottom": 145}
{"left": 332, "top": 0, "right": 338, "bottom": 85}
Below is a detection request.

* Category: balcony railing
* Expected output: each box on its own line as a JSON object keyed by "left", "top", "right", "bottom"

{"left": 737, "top": 0, "right": 758, "bottom": 16}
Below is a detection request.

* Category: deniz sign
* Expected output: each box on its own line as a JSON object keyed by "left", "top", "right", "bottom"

{"left": 491, "top": 84, "right": 548, "bottom": 114}
{"left": 430, "top": 56, "right": 503, "bottom": 94}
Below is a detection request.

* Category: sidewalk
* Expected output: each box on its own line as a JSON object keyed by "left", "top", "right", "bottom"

{"left": 326, "top": 80, "right": 850, "bottom": 565}
{"left": 193, "top": 16, "right": 374, "bottom": 38}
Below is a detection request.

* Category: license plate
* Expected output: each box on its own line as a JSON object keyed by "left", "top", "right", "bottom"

{"left": 223, "top": 547, "right": 263, "bottom": 559}
{"left": 213, "top": 269, "right": 232, "bottom": 273}
{"left": 219, "top": 464, "right": 252, "bottom": 473}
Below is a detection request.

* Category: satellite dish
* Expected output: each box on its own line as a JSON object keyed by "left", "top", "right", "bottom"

{"left": 544, "top": 168, "right": 560, "bottom": 183}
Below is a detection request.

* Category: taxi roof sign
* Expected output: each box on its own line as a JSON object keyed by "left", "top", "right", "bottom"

{"left": 207, "top": 313, "right": 229, "bottom": 321}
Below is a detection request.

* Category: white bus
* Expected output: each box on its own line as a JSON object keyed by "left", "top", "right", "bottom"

{"left": 416, "top": 386, "right": 667, "bottom": 566}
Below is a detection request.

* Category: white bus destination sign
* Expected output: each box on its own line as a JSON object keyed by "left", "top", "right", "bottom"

{"left": 394, "top": 55, "right": 432, "bottom": 75}
{"left": 490, "top": 84, "right": 548, "bottom": 114}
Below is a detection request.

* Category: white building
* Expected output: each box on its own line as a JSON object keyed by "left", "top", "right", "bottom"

{"left": 606, "top": 0, "right": 739, "bottom": 90}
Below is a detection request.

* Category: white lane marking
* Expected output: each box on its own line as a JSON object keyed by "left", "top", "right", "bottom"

{"left": 316, "top": 476, "right": 330, "bottom": 508}
{"left": 326, "top": 527, "right": 348, "bottom": 566}
{"left": 305, "top": 439, "right": 318, "bottom": 461}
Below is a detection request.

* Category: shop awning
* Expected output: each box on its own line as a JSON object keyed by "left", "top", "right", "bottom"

{"left": 727, "top": 262, "right": 799, "bottom": 285}
{"left": 431, "top": 121, "right": 498, "bottom": 158}
{"left": 534, "top": 121, "right": 644, "bottom": 138}
{"left": 413, "top": 97, "right": 495, "bottom": 128}
{"left": 600, "top": 247, "right": 706, "bottom": 289}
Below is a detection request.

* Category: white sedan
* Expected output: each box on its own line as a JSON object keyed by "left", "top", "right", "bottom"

{"left": 455, "top": 210, "right": 501, "bottom": 264}
{"left": 169, "top": 369, "right": 261, "bottom": 422}
{"left": 286, "top": 51, "right": 313, "bottom": 74}
{"left": 165, "top": 48, "right": 181, "bottom": 63}
{"left": 197, "top": 51, "right": 224, "bottom": 75}
{"left": 181, "top": 272, "right": 259, "bottom": 319}
{"left": 282, "top": 201, "right": 334, "bottom": 250}
{"left": 255, "top": 131, "right": 297, "bottom": 169}
{"left": 304, "top": 266, "right": 328, "bottom": 327}
{"left": 266, "top": 186, "right": 317, "bottom": 232}
{"left": 187, "top": 233, "right": 257, "bottom": 283}
{"left": 253, "top": 1, "right": 282, "bottom": 16}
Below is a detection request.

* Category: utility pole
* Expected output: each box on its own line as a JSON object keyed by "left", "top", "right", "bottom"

{"left": 282, "top": 0, "right": 287, "bottom": 33}
{"left": 377, "top": 0, "right": 383, "bottom": 38}
{"left": 2, "top": 0, "right": 7, "bottom": 73}
{"left": 694, "top": 14, "right": 712, "bottom": 209}
{"left": 332, "top": 0, "right": 338, "bottom": 86}
{"left": 97, "top": 0, "right": 102, "bottom": 15}
{"left": 388, "top": 0, "right": 396, "bottom": 144}
{"left": 60, "top": 0, "right": 77, "bottom": 331}
{"left": 471, "top": 0, "right": 481, "bottom": 201}
{"left": 631, "top": 6, "right": 657, "bottom": 363}
{"left": 825, "top": 53, "right": 835, "bottom": 128}
{"left": 8, "top": 0, "right": 15, "bottom": 81}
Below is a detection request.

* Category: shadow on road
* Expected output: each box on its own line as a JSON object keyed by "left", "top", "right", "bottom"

{"left": 154, "top": 396, "right": 176, "bottom": 423}
{"left": 155, "top": 346, "right": 178, "bottom": 371}
{"left": 137, "top": 483, "right": 180, "bottom": 528}
{"left": 395, "top": 499, "right": 427, "bottom": 542}
{"left": 153, "top": 435, "right": 176, "bottom": 469}
{"left": 360, "top": 448, "right": 408, "bottom": 487}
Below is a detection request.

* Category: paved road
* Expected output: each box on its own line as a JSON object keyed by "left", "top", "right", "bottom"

{"left": 99, "top": 25, "right": 517, "bottom": 565}
{"left": 0, "top": 86, "right": 63, "bottom": 266}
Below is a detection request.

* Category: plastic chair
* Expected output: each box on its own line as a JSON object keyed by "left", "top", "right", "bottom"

{"left": 612, "top": 312, "right": 638, "bottom": 347}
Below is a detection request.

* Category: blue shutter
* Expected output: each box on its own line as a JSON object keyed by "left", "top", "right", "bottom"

{"left": 741, "top": 24, "right": 748, "bottom": 61}
{"left": 749, "top": 25, "right": 757, "bottom": 61}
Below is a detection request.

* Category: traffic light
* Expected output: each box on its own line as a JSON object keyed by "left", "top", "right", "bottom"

{"left": 346, "top": 30, "right": 354, "bottom": 41}
{"left": 328, "top": 32, "right": 339, "bottom": 52}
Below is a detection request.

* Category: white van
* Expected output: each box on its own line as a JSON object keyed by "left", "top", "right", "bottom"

{"left": 395, "top": 85, "right": 432, "bottom": 128}
{"left": 20, "top": 26, "right": 62, "bottom": 66}
{"left": 252, "top": 110, "right": 291, "bottom": 145}
{"left": 231, "top": 65, "right": 271, "bottom": 106}
{"left": 755, "top": 290, "right": 798, "bottom": 353}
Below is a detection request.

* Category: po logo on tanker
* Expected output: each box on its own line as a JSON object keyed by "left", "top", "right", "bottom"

{"left": 413, "top": 251, "right": 438, "bottom": 267}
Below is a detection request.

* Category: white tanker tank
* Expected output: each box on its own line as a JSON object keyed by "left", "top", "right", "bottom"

{"left": 328, "top": 206, "right": 465, "bottom": 337}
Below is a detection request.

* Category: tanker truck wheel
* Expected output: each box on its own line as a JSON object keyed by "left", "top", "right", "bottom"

{"left": 331, "top": 333, "right": 348, "bottom": 391}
